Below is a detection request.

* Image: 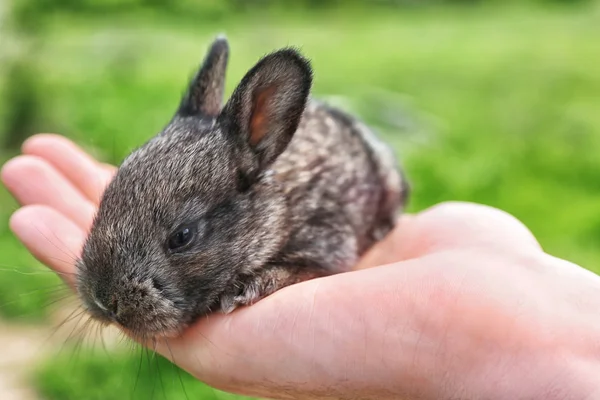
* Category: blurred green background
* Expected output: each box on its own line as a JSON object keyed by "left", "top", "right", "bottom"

{"left": 0, "top": 0, "right": 599, "bottom": 398}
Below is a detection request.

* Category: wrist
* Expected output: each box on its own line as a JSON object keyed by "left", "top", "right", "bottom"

{"left": 461, "top": 302, "right": 600, "bottom": 399}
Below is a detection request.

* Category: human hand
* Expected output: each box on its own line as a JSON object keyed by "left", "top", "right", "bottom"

{"left": 3, "top": 134, "right": 600, "bottom": 400}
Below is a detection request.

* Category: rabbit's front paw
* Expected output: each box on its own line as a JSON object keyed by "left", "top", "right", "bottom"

{"left": 219, "top": 266, "right": 303, "bottom": 314}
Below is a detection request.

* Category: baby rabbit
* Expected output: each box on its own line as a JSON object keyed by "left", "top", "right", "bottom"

{"left": 76, "top": 35, "right": 410, "bottom": 339}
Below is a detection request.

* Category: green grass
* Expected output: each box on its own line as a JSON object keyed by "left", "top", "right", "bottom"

{"left": 33, "top": 347, "right": 255, "bottom": 400}
{"left": 0, "top": 2, "right": 599, "bottom": 399}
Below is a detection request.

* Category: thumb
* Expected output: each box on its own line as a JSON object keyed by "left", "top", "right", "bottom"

{"left": 355, "top": 201, "right": 541, "bottom": 269}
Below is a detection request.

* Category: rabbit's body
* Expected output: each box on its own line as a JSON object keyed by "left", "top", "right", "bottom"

{"left": 76, "top": 36, "right": 409, "bottom": 339}
{"left": 268, "top": 99, "right": 404, "bottom": 270}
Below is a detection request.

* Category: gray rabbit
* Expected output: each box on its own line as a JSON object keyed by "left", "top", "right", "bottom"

{"left": 76, "top": 36, "right": 410, "bottom": 339}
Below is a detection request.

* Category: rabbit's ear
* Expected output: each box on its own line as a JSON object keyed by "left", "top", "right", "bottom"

{"left": 178, "top": 35, "right": 229, "bottom": 117}
{"left": 218, "top": 48, "right": 313, "bottom": 171}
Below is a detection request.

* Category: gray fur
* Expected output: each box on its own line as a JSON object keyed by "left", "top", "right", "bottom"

{"left": 76, "top": 36, "right": 410, "bottom": 340}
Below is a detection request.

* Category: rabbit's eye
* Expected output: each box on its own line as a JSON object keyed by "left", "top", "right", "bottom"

{"left": 167, "top": 224, "right": 197, "bottom": 251}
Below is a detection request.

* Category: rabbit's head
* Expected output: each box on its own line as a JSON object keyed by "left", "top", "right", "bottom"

{"left": 76, "top": 36, "right": 313, "bottom": 339}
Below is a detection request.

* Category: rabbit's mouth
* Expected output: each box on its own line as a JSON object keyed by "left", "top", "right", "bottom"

{"left": 118, "top": 322, "right": 187, "bottom": 341}
{"left": 109, "top": 304, "right": 188, "bottom": 342}
{"left": 80, "top": 275, "right": 189, "bottom": 341}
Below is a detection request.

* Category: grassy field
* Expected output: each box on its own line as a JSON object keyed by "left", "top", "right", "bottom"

{"left": 1, "top": 2, "right": 599, "bottom": 399}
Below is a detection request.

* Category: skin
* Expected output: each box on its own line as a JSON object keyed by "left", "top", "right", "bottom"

{"left": 3, "top": 133, "right": 600, "bottom": 400}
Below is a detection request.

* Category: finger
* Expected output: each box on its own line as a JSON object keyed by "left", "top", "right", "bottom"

{"left": 9, "top": 205, "right": 84, "bottom": 288}
{"left": 100, "top": 162, "right": 117, "bottom": 175}
{"left": 1, "top": 155, "right": 97, "bottom": 231}
{"left": 22, "top": 133, "right": 116, "bottom": 205}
